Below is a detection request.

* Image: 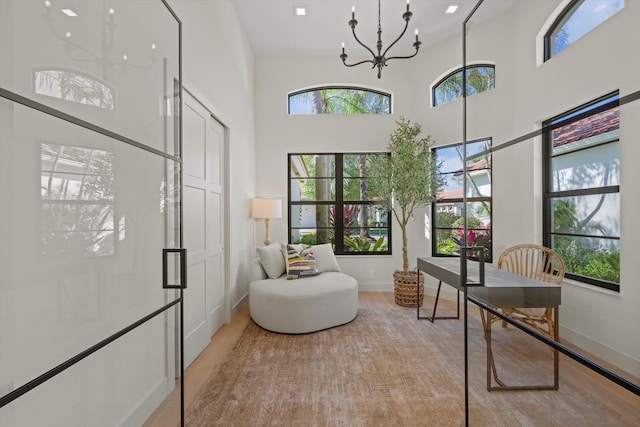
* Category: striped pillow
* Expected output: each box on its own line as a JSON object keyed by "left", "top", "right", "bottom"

{"left": 283, "top": 244, "right": 319, "bottom": 277}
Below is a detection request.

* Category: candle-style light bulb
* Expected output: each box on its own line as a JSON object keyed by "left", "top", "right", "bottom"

{"left": 341, "top": 42, "right": 345, "bottom": 54}
{"left": 352, "top": 5, "right": 355, "bottom": 19}
{"left": 415, "top": 28, "right": 419, "bottom": 42}
{"left": 406, "top": 0, "right": 410, "bottom": 12}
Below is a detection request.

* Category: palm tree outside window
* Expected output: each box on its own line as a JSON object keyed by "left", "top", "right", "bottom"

{"left": 431, "top": 64, "right": 495, "bottom": 107}
{"left": 288, "top": 87, "right": 391, "bottom": 114}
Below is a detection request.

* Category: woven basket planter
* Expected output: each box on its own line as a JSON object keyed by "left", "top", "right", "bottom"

{"left": 393, "top": 269, "right": 424, "bottom": 308}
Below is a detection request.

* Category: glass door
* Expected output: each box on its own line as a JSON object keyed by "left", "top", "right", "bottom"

{"left": 462, "top": 1, "right": 640, "bottom": 425}
{"left": 0, "top": 1, "right": 184, "bottom": 425}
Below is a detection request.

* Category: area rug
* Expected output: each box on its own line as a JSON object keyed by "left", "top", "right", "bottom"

{"left": 185, "top": 307, "right": 639, "bottom": 426}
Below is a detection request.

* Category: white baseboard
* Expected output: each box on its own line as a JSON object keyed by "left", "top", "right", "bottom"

{"left": 559, "top": 325, "right": 640, "bottom": 378}
{"left": 118, "top": 377, "right": 168, "bottom": 427}
{"left": 231, "top": 293, "right": 248, "bottom": 319}
{"left": 358, "top": 282, "right": 393, "bottom": 292}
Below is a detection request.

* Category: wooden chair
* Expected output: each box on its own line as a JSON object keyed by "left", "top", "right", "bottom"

{"left": 481, "top": 244, "right": 565, "bottom": 390}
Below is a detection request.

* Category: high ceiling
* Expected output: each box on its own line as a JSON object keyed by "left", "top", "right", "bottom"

{"left": 231, "top": 0, "right": 521, "bottom": 58}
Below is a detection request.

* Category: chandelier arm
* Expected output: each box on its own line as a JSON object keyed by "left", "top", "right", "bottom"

{"left": 385, "top": 48, "right": 421, "bottom": 62}
{"left": 350, "top": 27, "right": 377, "bottom": 60}
{"left": 381, "top": 19, "right": 410, "bottom": 59}
{"left": 342, "top": 59, "right": 376, "bottom": 67}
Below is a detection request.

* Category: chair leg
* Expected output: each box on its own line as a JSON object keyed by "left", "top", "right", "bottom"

{"left": 483, "top": 308, "right": 560, "bottom": 391}
{"left": 546, "top": 307, "right": 557, "bottom": 359}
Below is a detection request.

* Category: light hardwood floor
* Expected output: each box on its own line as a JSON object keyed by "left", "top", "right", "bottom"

{"left": 144, "top": 292, "right": 639, "bottom": 426}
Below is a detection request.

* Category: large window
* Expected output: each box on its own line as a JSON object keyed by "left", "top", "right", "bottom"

{"left": 288, "top": 153, "right": 391, "bottom": 255}
{"left": 432, "top": 64, "right": 495, "bottom": 107}
{"left": 288, "top": 87, "right": 391, "bottom": 114}
{"left": 544, "top": 0, "right": 624, "bottom": 61}
{"left": 432, "top": 139, "right": 492, "bottom": 261}
{"left": 543, "top": 92, "right": 620, "bottom": 291}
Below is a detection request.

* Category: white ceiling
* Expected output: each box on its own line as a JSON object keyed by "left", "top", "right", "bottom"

{"left": 231, "top": 0, "right": 521, "bottom": 58}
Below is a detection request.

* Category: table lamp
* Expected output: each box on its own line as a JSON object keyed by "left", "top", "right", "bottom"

{"left": 250, "top": 198, "right": 282, "bottom": 246}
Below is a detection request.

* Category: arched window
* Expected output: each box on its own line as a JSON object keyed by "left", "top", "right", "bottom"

{"left": 34, "top": 68, "right": 116, "bottom": 110}
{"left": 544, "top": 0, "right": 624, "bottom": 61}
{"left": 431, "top": 64, "right": 495, "bottom": 107}
{"left": 288, "top": 86, "right": 391, "bottom": 114}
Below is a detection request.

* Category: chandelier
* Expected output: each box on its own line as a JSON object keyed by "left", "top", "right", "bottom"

{"left": 340, "top": 0, "right": 421, "bottom": 79}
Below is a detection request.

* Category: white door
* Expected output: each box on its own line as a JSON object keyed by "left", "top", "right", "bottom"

{"left": 182, "top": 90, "right": 226, "bottom": 367}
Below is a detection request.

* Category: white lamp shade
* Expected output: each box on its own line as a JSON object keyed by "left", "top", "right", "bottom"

{"left": 250, "top": 198, "right": 282, "bottom": 219}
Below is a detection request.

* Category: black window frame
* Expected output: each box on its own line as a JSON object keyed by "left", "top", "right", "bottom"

{"left": 431, "top": 139, "right": 493, "bottom": 263}
{"left": 543, "top": 0, "right": 625, "bottom": 62}
{"left": 542, "top": 91, "right": 620, "bottom": 292}
{"left": 288, "top": 153, "right": 392, "bottom": 255}
{"left": 431, "top": 64, "right": 495, "bottom": 107}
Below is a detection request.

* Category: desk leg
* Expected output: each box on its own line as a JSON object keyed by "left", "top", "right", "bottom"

{"left": 553, "top": 307, "right": 559, "bottom": 390}
{"left": 417, "top": 281, "right": 460, "bottom": 322}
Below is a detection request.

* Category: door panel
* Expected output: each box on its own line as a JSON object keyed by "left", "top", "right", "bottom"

{"left": 183, "top": 186, "right": 206, "bottom": 253}
{"left": 183, "top": 104, "right": 206, "bottom": 181}
{"left": 182, "top": 91, "right": 226, "bottom": 368}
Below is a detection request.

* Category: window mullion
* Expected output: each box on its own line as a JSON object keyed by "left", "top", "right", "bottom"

{"left": 335, "top": 154, "right": 345, "bottom": 254}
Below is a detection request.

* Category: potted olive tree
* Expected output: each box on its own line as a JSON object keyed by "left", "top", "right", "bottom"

{"left": 369, "top": 118, "right": 442, "bottom": 307}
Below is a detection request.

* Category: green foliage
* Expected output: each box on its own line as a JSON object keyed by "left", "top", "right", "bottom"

{"left": 368, "top": 118, "right": 442, "bottom": 272}
{"left": 553, "top": 199, "right": 578, "bottom": 232}
{"left": 552, "top": 200, "right": 619, "bottom": 283}
{"left": 434, "top": 66, "right": 495, "bottom": 106}
{"left": 293, "top": 88, "right": 390, "bottom": 114}
{"left": 437, "top": 238, "right": 459, "bottom": 255}
{"left": 369, "top": 118, "right": 442, "bottom": 215}
{"left": 452, "top": 216, "right": 481, "bottom": 230}
{"left": 582, "top": 251, "right": 619, "bottom": 283}
{"left": 344, "top": 236, "right": 386, "bottom": 252}
{"left": 297, "top": 233, "right": 317, "bottom": 246}
{"left": 554, "top": 237, "right": 620, "bottom": 283}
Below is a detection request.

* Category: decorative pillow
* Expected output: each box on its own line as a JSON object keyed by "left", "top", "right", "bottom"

{"left": 257, "top": 243, "right": 286, "bottom": 279}
{"left": 311, "top": 243, "right": 341, "bottom": 272}
{"left": 283, "top": 244, "right": 319, "bottom": 277}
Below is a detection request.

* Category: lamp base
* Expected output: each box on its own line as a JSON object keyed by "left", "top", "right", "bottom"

{"left": 263, "top": 218, "right": 271, "bottom": 246}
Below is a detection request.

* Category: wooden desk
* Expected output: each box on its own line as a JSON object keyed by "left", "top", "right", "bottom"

{"left": 417, "top": 257, "right": 561, "bottom": 309}
{"left": 417, "top": 256, "right": 561, "bottom": 391}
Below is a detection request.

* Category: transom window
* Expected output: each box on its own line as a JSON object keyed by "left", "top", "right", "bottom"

{"left": 543, "top": 92, "right": 620, "bottom": 291}
{"left": 288, "top": 87, "right": 391, "bottom": 114}
{"left": 288, "top": 153, "right": 391, "bottom": 255}
{"left": 432, "top": 65, "right": 495, "bottom": 107}
{"left": 544, "top": 0, "right": 624, "bottom": 61}
{"left": 431, "top": 139, "right": 492, "bottom": 262}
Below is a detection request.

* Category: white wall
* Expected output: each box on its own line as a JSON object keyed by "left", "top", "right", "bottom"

{"left": 255, "top": 56, "right": 432, "bottom": 288}
{"left": 167, "top": 0, "right": 257, "bottom": 316}
{"left": 254, "top": 1, "right": 639, "bottom": 375}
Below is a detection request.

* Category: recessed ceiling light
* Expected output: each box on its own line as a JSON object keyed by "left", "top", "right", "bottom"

{"left": 446, "top": 5, "right": 459, "bottom": 14}
{"left": 295, "top": 7, "right": 306, "bottom": 16}
{"left": 61, "top": 9, "right": 77, "bottom": 17}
